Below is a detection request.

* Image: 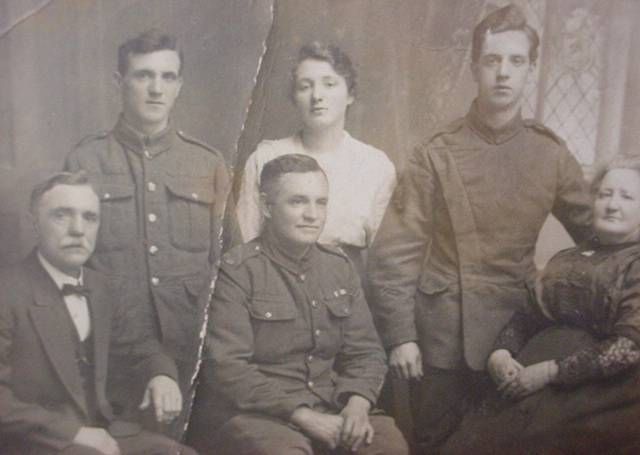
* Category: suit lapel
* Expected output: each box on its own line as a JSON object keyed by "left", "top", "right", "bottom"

{"left": 25, "top": 254, "right": 89, "bottom": 417}
{"left": 84, "top": 268, "right": 111, "bottom": 394}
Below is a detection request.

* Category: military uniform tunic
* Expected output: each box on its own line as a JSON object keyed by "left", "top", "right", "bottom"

{"left": 65, "top": 117, "right": 231, "bottom": 375}
{"left": 202, "top": 233, "right": 387, "bottom": 422}
{"left": 368, "top": 101, "right": 593, "bottom": 371}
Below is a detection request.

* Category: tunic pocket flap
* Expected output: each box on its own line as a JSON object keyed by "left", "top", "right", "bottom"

{"left": 417, "top": 272, "right": 452, "bottom": 295}
{"left": 249, "top": 298, "right": 297, "bottom": 321}
{"left": 97, "top": 183, "right": 135, "bottom": 201}
{"left": 324, "top": 292, "right": 352, "bottom": 318}
{"left": 166, "top": 179, "right": 215, "bottom": 204}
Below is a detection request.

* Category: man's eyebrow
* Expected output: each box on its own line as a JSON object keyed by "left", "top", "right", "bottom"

{"left": 50, "top": 206, "right": 73, "bottom": 213}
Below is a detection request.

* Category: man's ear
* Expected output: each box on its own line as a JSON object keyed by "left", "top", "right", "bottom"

{"left": 28, "top": 210, "right": 40, "bottom": 239}
{"left": 470, "top": 61, "right": 479, "bottom": 84}
{"left": 259, "top": 192, "right": 271, "bottom": 219}
{"left": 113, "top": 71, "right": 124, "bottom": 90}
{"left": 176, "top": 75, "right": 184, "bottom": 98}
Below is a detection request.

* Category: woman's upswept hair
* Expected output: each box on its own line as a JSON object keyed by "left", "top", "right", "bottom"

{"left": 290, "top": 41, "right": 357, "bottom": 99}
{"left": 591, "top": 155, "right": 640, "bottom": 195}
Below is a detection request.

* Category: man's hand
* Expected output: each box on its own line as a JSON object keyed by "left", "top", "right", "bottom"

{"left": 487, "top": 349, "right": 524, "bottom": 387}
{"left": 139, "top": 375, "right": 182, "bottom": 423}
{"left": 291, "top": 407, "right": 344, "bottom": 450}
{"left": 339, "top": 395, "right": 374, "bottom": 452}
{"left": 389, "top": 342, "right": 423, "bottom": 380}
{"left": 500, "top": 360, "right": 558, "bottom": 400}
{"left": 73, "top": 427, "right": 120, "bottom": 455}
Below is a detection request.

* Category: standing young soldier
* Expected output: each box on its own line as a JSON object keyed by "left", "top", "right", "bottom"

{"left": 367, "top": 5, "right": 592, "bottom": 452}
{"left": 65, "top": 30, "right": 232, "bottom": 435}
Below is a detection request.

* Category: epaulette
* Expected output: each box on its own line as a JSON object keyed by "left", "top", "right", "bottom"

{"left": 176, "top": 130, "right": 224, "bottom": 158}
{"left": 523, "top": 120, "right": 565, "bottom": 146}
{"left": 316, "top": 243, "right": 349, "bottom": 260}
{"left": 74, "top": 131, "right": 110, "bottom": 148}
{"left": 221, "top": 241, "right": 262, "bottom": 267}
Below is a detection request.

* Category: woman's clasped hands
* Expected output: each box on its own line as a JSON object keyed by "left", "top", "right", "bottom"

{"left": 487, "top": 349, "right": 559, "bottom": 400}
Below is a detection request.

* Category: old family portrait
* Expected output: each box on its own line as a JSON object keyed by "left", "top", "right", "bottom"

{"left": 1, "top": 0, "right": 639, "bottom": 453}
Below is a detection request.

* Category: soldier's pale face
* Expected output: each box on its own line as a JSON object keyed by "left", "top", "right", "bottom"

{"left": 117, "top": 49, "right": 183, "bottom": 135}
{"left": 293, "top": 59, "right": 354, "bottom": 132}
{"left": 34, "top": 184, "right": 100, "bottom": 276}
{"left": 263, "top": 171, "right": 328, "bottom": 250}
{"left": 472, "top": 30, "right": 533, "bottom": 113}
{"left": 594, "top": 168, "right": 640, "bottom": 245}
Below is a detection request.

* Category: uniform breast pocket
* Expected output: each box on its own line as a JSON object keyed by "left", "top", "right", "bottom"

{"left": 166, "top": 178, "right": 215, "bottom": 252}
{"left": 248, "top": 297, "right": 298, "bottom": 362}
{"left": 323, "top": 291, "right": 353, "bottom": 349}
{"left": 95, "top": 182, "right": 136, "bottom": 251}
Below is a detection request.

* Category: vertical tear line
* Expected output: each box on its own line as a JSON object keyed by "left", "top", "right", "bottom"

{"left": 232, "top": 0, "right": 279, "bottom": 172}
{"left": 184, "top": 0, "right": 277, "bottom": 437}
{"left": 0, "top": 1, "right": 53, "bottom": 39}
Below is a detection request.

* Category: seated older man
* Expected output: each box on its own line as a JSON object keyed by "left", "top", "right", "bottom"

{"left": 191, "top": 154, "right": 408, "bottom": 454}
{"left": 0, "top": 172, "right": 196, "bottom": 455}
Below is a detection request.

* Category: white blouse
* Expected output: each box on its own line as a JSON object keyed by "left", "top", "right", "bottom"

{"left": 236, "top": 132, "right": 396, "bottom": 248}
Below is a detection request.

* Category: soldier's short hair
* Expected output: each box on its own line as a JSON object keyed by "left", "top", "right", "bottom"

{"left": 290, "top": 41, "right": 357, "bottom": 100}
{"left": 259, "top": 154, "right": 326, "bottom": 198}
{"left": 30, "top": 171, "right": 96, "bottom": 215}
{"left": 118, "top": 29, "right": 183, "bottom": 76}
{"left": 471, "top": 4, "right": 540, "bottom": 64}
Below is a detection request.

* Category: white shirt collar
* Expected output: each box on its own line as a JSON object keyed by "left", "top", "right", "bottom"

{"left": 37, "top": 251, "right": 84, "bottom": 290}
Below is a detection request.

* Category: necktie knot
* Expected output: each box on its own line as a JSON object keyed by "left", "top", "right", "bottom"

{"left": 61, "top": 283, "right": 91, "bottom": 298}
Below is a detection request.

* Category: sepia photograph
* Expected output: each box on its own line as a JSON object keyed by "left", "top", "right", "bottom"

{"left": 1, "top": 0, "right": 639, "bottom": 453}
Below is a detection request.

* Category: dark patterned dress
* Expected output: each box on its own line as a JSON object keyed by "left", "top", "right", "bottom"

{"left": 445, "top": 240, "right": 640, "bottom": 453}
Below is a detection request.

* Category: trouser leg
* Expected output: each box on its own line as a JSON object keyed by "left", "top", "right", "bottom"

{"left": 410, "top": 366, "right": 489, "bottom": 454}
{"left": 212, "top": 413, "right": 315, "bottom": 455}
{"left": 115, "top": 429, "right": 198, "bottom": 455}
{"left": 355, "top": 414, "right": 409, "bottom": 455}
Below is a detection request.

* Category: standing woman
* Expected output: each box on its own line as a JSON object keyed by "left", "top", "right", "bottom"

{"left": 236, "top": 42, "right": 396, "bottom": 270}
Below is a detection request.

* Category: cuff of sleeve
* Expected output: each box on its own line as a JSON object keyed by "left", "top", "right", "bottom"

{"left": 277, "top": 398, "right": 317, "bottom": 422}
{"left": 48, "top": 419, "right": 84, "bottom": 451}
{"left": 614, "top": 325, "right": 640, "bottom": 350}
{"left": 380, "top": 321, "right": 418, "bottom": 349}
{"left": 332, "top": 382, "right": 380, "bottom": 409}
{"left": 141, "top": 353, "right": 179, "bottom": 385}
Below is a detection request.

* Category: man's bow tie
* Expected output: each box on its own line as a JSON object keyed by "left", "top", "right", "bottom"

{"left": 61, "top": 283, "right": 91, "bottom": 298}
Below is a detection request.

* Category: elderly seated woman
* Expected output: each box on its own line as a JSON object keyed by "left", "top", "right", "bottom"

{"left": 445, "top": 156, "right": 640, "bottom": 454}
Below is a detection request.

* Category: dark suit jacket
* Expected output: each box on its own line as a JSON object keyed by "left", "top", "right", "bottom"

{"left": 0, "top": 251, "right": 178, "bottom": 451}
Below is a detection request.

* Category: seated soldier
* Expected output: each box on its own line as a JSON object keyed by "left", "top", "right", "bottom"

{"left": 0, "top": 171, "right": 196, "bottom": 455}
{"left": 192, "top": 154, "right": 408, "bottom": 454}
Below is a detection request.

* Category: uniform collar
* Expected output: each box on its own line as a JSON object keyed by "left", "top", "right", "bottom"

{"left": 466, "top": 99, "right": 523, "bottom": 145}
{"left": 37, "top": 251, "right": 84, "bottom": 290}
{"left": 259, "top": 231, "right": 316, "bottom": 275}
{"left": 113, "top": 115, "right": 175, "bottom": 158}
